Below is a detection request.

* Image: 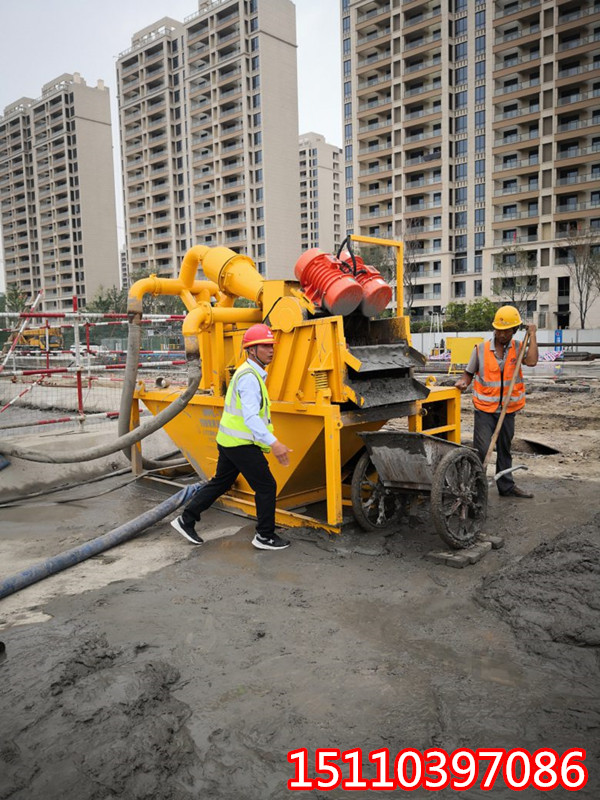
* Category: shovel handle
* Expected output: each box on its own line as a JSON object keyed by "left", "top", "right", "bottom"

{"left": 482, "top": 330, "right": 531, "bottom": 471}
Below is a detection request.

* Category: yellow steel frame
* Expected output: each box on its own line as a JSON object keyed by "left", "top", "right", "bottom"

{"left": 408, "top": 384, "right": 461, "bottom": 443}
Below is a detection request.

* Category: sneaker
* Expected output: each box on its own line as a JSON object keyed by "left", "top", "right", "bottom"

{"left": 171, "top": 515, "right": 204, "bottom": 545}
{"left": 252, "top": 532, "right": 290, "bottom": 551}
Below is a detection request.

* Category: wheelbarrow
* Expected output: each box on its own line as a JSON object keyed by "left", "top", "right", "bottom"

{"left": 352, "top": 431, "right": 488, "bottom": 549}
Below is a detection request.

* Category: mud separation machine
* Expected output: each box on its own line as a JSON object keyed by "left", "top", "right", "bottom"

{"left": 126, "top": 235, "right": 486, "bottom": 548}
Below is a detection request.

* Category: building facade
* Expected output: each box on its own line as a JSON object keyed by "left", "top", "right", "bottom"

{"left": 341, "top": 0, "right": 600, "bottom": 328}
{"left": 299, "top": 132, "right": 344, "bottom": 252}
{"left": 0, "top": 73, "right": 119, "bottom": 311}
{"left": 117, "top": 0, "right": 300, "bottom": 281}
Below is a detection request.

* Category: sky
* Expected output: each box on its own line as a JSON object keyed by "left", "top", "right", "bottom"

{"left": 0, "top": 0, "right": 342, "bottom": 291}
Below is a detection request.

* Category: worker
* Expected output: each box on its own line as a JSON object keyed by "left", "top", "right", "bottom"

{"left": 171, "top": 323, "right": 293, "bottom": 549}
{"left": 454, "top": 305, "right": 538, "bottom": 498}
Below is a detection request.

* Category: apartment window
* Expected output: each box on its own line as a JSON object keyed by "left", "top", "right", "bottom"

{"left": 475, "top": 110, "right": 485, "bottom": 129}
{"left": 253, "top": 94, "right": 261, "bottom": 108}
{"left": 455, "top": 42, "right": 468, "bottom": 60}
{"left": 345, "top": 187, "right": 353, "bottom": 203}
{"left": 455, "top": 0, "right": 467, "bottom": 8}
{"left": 474, "top": 253, "right": 482, "bottom": 273}
{"left": 456, "top": 163, "right": 467, "bottom": 179}
{"left": 455, "top": 66, "right": 467, "bottom": 86}
{"left": 454, "top": 281, "right": 466, "bottom": 298}
{"left": 251, "top": 56, "right": 259, "bottom": 70}
{"left": 344, "top": 102, "right": 352, "bottom": 119}
{"left": 475, "top": 159, "right": 485, "bottom": 176}
{"left": 343, "top": 38, "right": 351, "bottom": 55}
{"left": 475, "top": 36, "right": 485, "bottom": 54}
{"left": 343, "top": 16, "right": 350, "bottom": 33}
{"left": 475, "top": 60, "right": 486, "bottom": 79}
{"left": 344, "top": 81, "right": 351, "bottom": 97}
{"left": 475, "top": 11, "right": 485, "bottom": 29}
{"left": 456, "top": 234, "right": 467, "bottom": 250}
{"left": 456, "top": 138, "right": 468, "bottom": 156}
{"left": 475, "top": 183, "right": 485, "bottom": 200}
{"left": 475, "top": 86, "right": 485, "bottom": 104}
{"left": 475, "top": 208, "right": 485, "bottom": 225}
{"left": 254, "top": 131, "right": 262, "bottom": 145}
{"left": 455, "top": 186, "right": 467, "bottom": 204}
{"left": 474, "top": 232, "right": 485, "bottom": 248}
{"left": 475, "top": 135, "right": 485, "bottom": 153}
{"left": 250, "top": 17, "right": 258, "bottom": 32}
{"left": 251, "top": 37, "right": 259, "bottom": 52}
{"left": 474, "top": 279, "right": 482, "bottom": 296}
{"left": 344, "top": 123, "right": 352, "bottom": 140}
{"left": 346, "top": 207, "right": 353, "bottom": 224}
{"left": 344, "top": 60, "right": 351, "bottom": 76}
{"left": 253, "top": 112, "right": 261, "bottom": 126}
{"left": 455, "top": 210, "right": 467, "bottom": 227}
{"left": 252, "top": 75, "right": 260, "bottom": 89}
{"left": 455, "top": 91, "right": 468, "bottom": 109}
{"left": 345, "top": 145, "right": 352, "bottom": 159}
{"left": 455, "top": 115, "right": 467, "bottom": 132}
{"left": 455, "top": 17, "right": 467, "bottom": 35}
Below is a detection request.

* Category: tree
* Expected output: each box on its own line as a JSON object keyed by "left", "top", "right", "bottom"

{"left": 4, "top": 283, "right": 29, "bottom": 312}
{"left": 398, "top": 217, "right": 424, "bottom": 315}
{"left": 464, "top": 297, "right": 497, "bottom": 331}
{"left": 445, "top": 301, "right": 467, "bottom": 329}
{"left": 86, "top": 285, "right": 128, "bottom": 313}
{"left": 562, "top": 224, "right": 600, "bottom": 329}
{"left": 491, "top": 242, "right": 538, "bottom": 316}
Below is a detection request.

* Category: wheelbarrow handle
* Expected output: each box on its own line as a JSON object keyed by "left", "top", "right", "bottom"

{"left": 482, "top": 330, "right": 531, "bottom": 471}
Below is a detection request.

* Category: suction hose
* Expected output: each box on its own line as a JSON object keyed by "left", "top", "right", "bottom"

{"left": 0, "top": 483, "right": 202, "bottom": 600}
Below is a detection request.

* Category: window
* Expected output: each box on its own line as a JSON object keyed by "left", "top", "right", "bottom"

{"left": 475, "top": 60, "right": 486, "bottom": 79}
{"left": 344, "top": 102, "right": 352, "bottom": 119}
{"left": 474, "top": 279, "right": 482, "bottom": 296}
{"left": 455, "top": 234, "right": 467, "bottom": 250}
{"left": 345, "top": 186, "right": 353, "bottom": 203}
{"left": 455, "top": 16, "right": 467, "bottom": 35}
{"left": 344, "top": 123, "right": 352, "bottom": 140}
{"left": 474, "top": 253, "right": 482, "bottom": 273}
{"left": 475, "top": 11, "right": 485, "bottom": 29}
{"left": 250, "top": 37, "right": 259, "bottom": 52}
{"left": 475, "top": 183, "right": 485, "bottom": 200}
{"left": 474, "top": 231, "right": 485, "bottom": 248}
{"left": 455, "top": 210, "right": 467, "bottom": 227}
{"left": 475, "top": 134, "right": 485, "bottom": 153}
{"left": 475, "top": 159, "right": 485, "bottom": 176}
{"left": 455, "top": 115, "right": 468, "bottom": 132}
{"left": 344, "top": 60, "right": 351, "bottom": 76}
{"left": 475, "top": 86, "right": 485, "bottom": 104}
{"left": 475, "top": 110, "right": 485, "bottom": 129}
{"left": 455, "top": 41, "right": 468, "bottom": 60}
{"left": 455, "top": 90, "right": 468, "bottom": 109}
{"left": 454, "top": 281, "right": 466, "bottom": 298}
{"left": 251, "top": 56, "right": 259, "bottom": 71}
{"left": 345, "top": 145, "right": 352, "bottom": 160}
{"left": 343, "top": 38, "right": 351, "bottom": 55}
{"left": 475, "top": 36, "right": 486, "bottom": 54}
{"left": 475, "top": 208, "right": 485, "bottom": 225}
{"left": 344, "top": 81, "right": 351, "bottom": 97}
{"left": 456, "top": 138, "right": 468, "bottom": 156}
{"left": 456, "top": 162, "right": 467, "bottom": 179}
{"left": 455, "top": 66, "right": 468, "bottom": 85}
{"left": 345, "top": 166, "right": 353, "bottom": 181}
{"left": 455, "top": 186, "right": 467, "bottom": 203}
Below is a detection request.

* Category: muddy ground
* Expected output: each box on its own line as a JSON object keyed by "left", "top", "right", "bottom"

{"left": 0, "top": 385, "right": 599, "bottom": 799}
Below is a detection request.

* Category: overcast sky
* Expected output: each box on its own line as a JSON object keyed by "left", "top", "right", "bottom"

{"left": 0, "top": 0, "right": 342, "bottom": 290}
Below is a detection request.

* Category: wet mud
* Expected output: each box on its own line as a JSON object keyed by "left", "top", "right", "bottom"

{"left": 1, "top": 391, "right": 600, "bottom": 799}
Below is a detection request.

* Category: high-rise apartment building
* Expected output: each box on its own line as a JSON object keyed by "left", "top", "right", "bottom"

{"left": 0, "top": 73, "right": 119, "bottom": 311}
{"left": 299, "top": 132, "right": 344, "bottom": 251}
{"left": 342, "top": 0, "right": 600, "bottom": 328}
{"left": 117, "top": 0, "right": 300, "bottom": 281}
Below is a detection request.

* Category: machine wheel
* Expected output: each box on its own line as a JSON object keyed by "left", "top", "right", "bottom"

{"left": 351, "top": 451, "right": 401, "bottom": 532}
{"left": 430, "top": 448, "right": 487, "bottom": 549}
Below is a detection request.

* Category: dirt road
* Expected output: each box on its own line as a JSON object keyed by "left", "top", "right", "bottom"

{"left": 0, "top": 387, "right": 599, "bottom": 799}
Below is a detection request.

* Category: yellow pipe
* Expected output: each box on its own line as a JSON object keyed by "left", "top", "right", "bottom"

{"left": 178, "top": 245, "right": 211, "bottom": 288}
{"left": 182, "top": 304, "right": 262, "bottom": 336}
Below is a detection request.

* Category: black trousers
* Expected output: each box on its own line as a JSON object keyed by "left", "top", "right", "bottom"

{"left": 182, "top": 444, "right": 277, "bottom": 537}
{"left": 473, "top": 409, "right": 516, "bottom": 495}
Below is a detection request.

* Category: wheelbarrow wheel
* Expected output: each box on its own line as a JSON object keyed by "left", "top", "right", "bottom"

{"left": 430, "top": 448, "right": 487, "bottom": 549}
{"left": 351, "top": 451, "right": 401, "bottom": 532}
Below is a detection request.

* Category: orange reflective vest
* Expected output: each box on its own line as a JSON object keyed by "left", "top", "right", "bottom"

{"left": 472, "top": 339, "right": 526, "bottom": 414}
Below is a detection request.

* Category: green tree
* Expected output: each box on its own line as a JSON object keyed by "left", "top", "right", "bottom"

{"left": 464, "top": 297, "right": 497, "bottom": 331}
{"left": 86, "top": 285, "right": 128, "bottom": 313}
{"left": 4, "top": 284, "right": 29, "bottom": 312}
{"left": 491, "top": 242, "right": 538, "bottom": 316}
{"left": 444, "top": 301, "right": 467, "bottom": 328}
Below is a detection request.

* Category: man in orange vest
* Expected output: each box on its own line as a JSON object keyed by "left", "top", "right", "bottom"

{"left": 454, "top": 305, "right": 538, "bottom": 498}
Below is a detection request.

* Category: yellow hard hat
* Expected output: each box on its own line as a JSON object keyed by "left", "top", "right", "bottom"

{"left": 493, "top": 305, "right": 522, "bottom": 330}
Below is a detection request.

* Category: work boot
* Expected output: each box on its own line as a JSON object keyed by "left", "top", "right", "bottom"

{"left": 500, "top": 485, "right": 534, "bottom": 499}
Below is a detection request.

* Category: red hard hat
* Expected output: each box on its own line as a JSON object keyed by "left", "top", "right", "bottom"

{"left": 242, "top": 323, "right": 275, "bottom": 349}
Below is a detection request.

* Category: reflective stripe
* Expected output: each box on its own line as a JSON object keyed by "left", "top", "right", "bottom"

{"left": 473, "top": 389, "right": 501, "bottom": 402}
{"left": 473, "top": 339, "right": 525, "bottom": 414}
{"left": 218, "top": 423, "right": 255, "bottom": 441}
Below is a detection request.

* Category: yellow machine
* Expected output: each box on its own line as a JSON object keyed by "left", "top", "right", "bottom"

{"left": 128, "top": 236, "right": 463, "bottom": 535}
{"left": 12, "top": 327, "right": 63, "bottom": 351}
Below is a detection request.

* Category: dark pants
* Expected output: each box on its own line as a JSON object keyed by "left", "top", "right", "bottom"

{"left": 182, "top": 444, "right": 277, "bottom": 537}
{"left": 473, "top": 409, "right": 516, "bottom": 495}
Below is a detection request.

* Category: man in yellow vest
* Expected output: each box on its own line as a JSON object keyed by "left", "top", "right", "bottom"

{"left": 171, "top": 323, "right": 292, "bottom": 549}
{"left": 454, "top": 305, "right": 538, "bottom": 498}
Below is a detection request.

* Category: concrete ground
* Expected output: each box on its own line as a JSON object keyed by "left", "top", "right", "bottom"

{"left": 0, "top": 386, "right": 599, "bottom": 799}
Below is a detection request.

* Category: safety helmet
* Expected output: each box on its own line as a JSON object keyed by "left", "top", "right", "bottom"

{"left": 242, "top": 323, "right": 275, "bottom": 349}
{"left": 492, "top": 305, "right": 522, "bottom": 330}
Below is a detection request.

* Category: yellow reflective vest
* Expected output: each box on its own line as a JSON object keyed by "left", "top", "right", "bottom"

{"left": 216, "top": 361, "right": 274, "bottom": 452}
